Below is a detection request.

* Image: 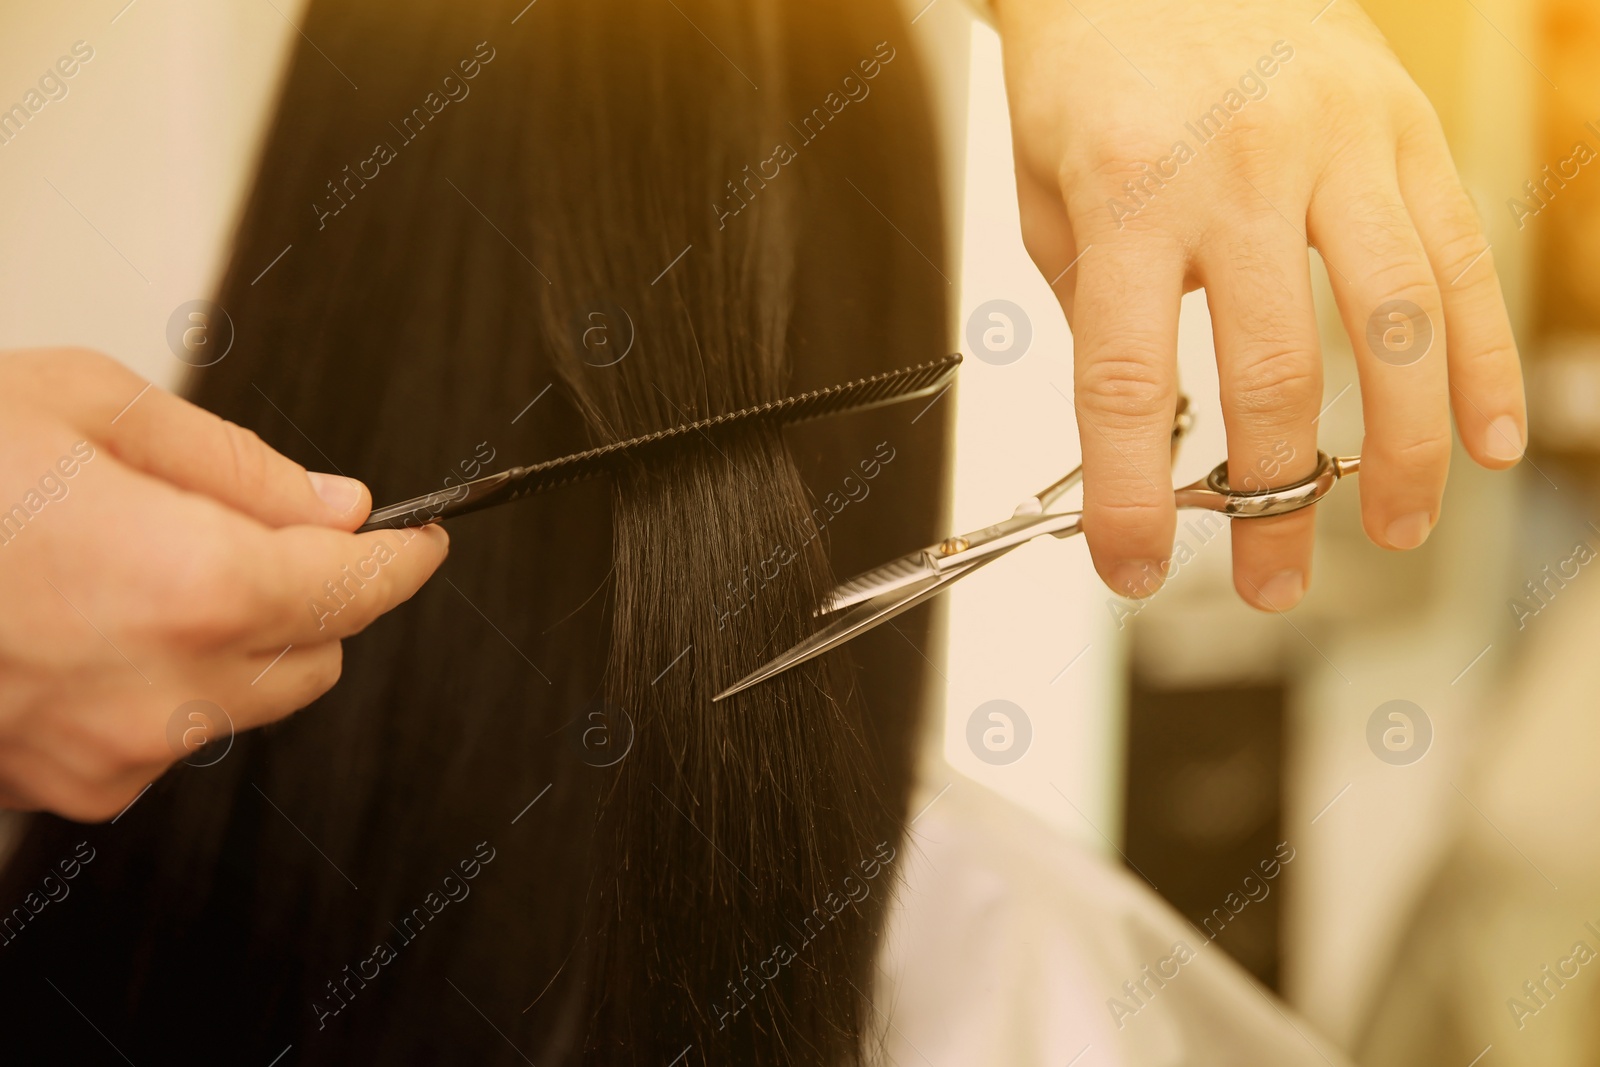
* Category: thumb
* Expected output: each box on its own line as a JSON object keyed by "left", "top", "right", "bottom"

{"left": 65, "top": 351, "right": 371, "bottom": 530}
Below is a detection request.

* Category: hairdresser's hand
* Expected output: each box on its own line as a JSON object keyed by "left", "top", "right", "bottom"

{"left": 0, "top": 349, "right": 449, "bottom": 821}
{"left": 993, "top": 0, "right": 1525, "bottom": 609}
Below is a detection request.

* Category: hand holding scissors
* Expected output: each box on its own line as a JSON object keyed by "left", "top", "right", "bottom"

{"left": 715, "top": 397, "right": 1359, "bottom": 701}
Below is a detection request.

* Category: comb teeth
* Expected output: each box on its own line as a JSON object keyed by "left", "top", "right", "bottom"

{"left": 358, "top": 353, "right": 962, "bottom": 531}
{"left": 502, "top": 352, "right": 961, "bottom": 499}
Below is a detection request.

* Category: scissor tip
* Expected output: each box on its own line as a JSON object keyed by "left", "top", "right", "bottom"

{"left": 712, "top": 671, "right": 767, "bottom": 703}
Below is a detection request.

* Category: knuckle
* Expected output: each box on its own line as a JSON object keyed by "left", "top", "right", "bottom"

{"left": 160, "top": 525, "right": 256, "bottom": 648}
{"left": 69, "top": 792, "right": 127, "bottom": 824}
{"left": 1065, "top": 147, "right": 1195, "bottom": 239}
{"left": 1454, "top": 338, "right": 1519, "bottom": 376}
{"left": 1076, "top": 356, "right": 1170, "bottom": 421}
{"left": 218, "top": 419, "right": 276, "bottom": 501}
{"left": 1019, "top": 225, "right": 1054, "bottom": 272}
{"left": 1378, "top": 431, "right": 1452, "bottom": 470}
{"left": 82, "top": 730, "right": 163, "bottom": 791}
{"left": 120, "top": 736, "right": 172, "bottom": 776}
{"left": 1088, "top": 494, "right": 1171, "bottom": 523}
{"left": 1434, "top": 227, "right": 1494, "bottom": 287}
{"left": 10, "top": 347, "right": 133, "bottom": 412}
{"left": 47, "top": 346, "right": 121, "bottom": 381}
{"left": 1084, "top": 480, "right": 1176, "bottom": 541}
{"left": 107, "top": 711, "right": 171, "bottom": 771}
{"left": 56, "top": 346, "right": 120, "bottom": 374}
{"left": 1063, "top": 131, "right": 1183, "bottom": 193}
{"left": 265, "top": 531, "right": 323, "bottom": 633}
{"left": 246, "top": 645, "right": 343, "bottom": 723}
{"left": 1392, "top": 85, "right": 1448, "bottom": 144}
{"left": 291, "top": 643, "right": 344, "bottom": 710}
{"left": 1219, "top": 121, "right": 1283, "bottom": 186}
{"left": 262, "top": 643, "right": 344, "bottom": 716}
{"left": 83, "top": 779, "right": 152, "bottom": 823}
{"left": 1362, "top": 259, "right": 1438, "bottom": 310}
{"left": 1336, "top": 187, "right": 1415, "bottom": 248}
{"left": 73, "top": 349, "right": 144, "bottom": 411}
{"left": 1228, "top": 347, "right": 1321, "bottom": 415}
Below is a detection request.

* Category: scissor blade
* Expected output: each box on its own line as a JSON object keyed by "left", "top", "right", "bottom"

{"left": 820, "top": 510, "right": 1080, "bottom": 615}
{"left": 713, "top": 558, "right": 993, "bottom": 702}
{"left": 819, "top": 550, "right": 937, "bottom": 614}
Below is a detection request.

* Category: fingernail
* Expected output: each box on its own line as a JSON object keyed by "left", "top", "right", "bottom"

{"left": 1257, "top": 569, "right": 1305, "bottom": 612}
{"left": 1385, "top": 511, "right": 1433, "bottom": 550}
{"left": 1483, "top": 415, "right": 1525, "bottom": 463}
{"left": 307, "top": 471, "right": 363, "bottom": 514}
{"left": 1109, "top": 559, "right": 1167, "bottom": 599}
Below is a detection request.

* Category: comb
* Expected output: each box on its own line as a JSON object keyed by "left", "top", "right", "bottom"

{"left": 357, "top": 353, "right": 961, "bottom": 533}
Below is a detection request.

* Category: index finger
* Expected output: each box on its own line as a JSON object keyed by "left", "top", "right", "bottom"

{"left": 39, "top": 349, "right": 372, "bottom": 531}
{"left": 1066, "top": 224, "right": 1185, "bottom": 598}
{"left": 106, "top": 383, "right": 373, "bottom": 532}
{"left": 260, "top": 523, "right": 450, "bottom": 645}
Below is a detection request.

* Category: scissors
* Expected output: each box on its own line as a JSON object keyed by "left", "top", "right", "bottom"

{"left": 713, "top": 397, "right": 1361, "bottom": 701}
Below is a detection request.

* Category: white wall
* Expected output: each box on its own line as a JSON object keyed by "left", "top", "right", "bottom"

{"left": 0, "top": 0, "right": 306, "bottom": 389}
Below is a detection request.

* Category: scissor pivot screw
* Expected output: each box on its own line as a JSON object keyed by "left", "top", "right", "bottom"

{"left": 939, "top": 536, "right": 970, "bottom": 556}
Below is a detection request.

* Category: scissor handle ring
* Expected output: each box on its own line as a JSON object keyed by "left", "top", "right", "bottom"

{"left": 1182, "top": 451, "right": 1357, "bottom": 519}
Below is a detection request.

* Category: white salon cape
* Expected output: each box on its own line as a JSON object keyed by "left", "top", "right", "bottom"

{"left": 875, "top": 778, "right": 1350, "bottom": 1067}
{"left": 0, "top": 2, "right": 1351, "bottom": 1064}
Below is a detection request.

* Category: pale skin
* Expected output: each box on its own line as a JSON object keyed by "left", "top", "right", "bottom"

{"left": 993, "top": 0, "right": 1526, "bottom": 608}
{"left": 0, "top": 349, "right": 448, "bottom": 821}
{"left": 0, "top": 1, "right": 1526, "bottom": 819}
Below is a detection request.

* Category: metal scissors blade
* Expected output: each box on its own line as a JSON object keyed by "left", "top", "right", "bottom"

{"left": 713, "top": 556, "right": 995, "bottom": 703}
{"left": 819, "top": 444, "right": 1098, "bottom": 614}
{"left": 818, "top": 509, "right": 1085, "bottom": 614}
{"left": 714, "top": 509, "right": 1083, "bottom": 702}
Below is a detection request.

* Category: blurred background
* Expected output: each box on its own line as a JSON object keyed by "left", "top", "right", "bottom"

{"left": 0, "top": 0, "right": 1595, "bottom": 1063}
{"left": 948, "top": 0, "right": 1600, "bottom": 1064}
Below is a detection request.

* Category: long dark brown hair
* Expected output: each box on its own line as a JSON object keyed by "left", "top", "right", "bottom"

{"left": 0, "top": 1, "right": 950, "bottom": 1063}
